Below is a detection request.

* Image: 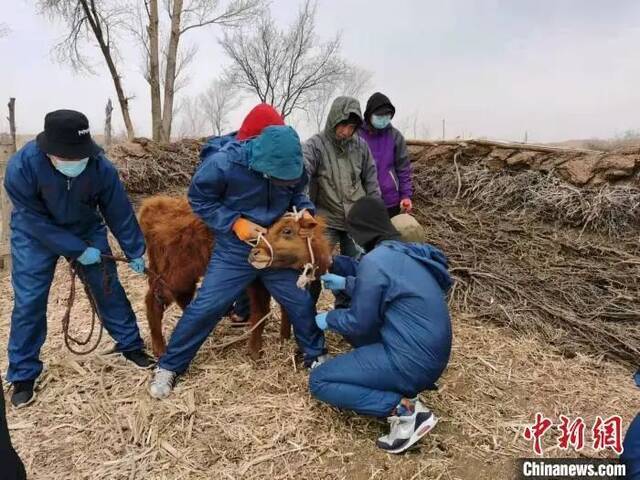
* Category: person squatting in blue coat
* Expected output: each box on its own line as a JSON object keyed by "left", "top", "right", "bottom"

{"left": 309, "top": 196, "right": 453, "bottom": 454}
{"left": 149, "top": 107, "right": 328, "bottom": 399}
{"left": 3, "top": 110, "right": 155, "bottom": 409}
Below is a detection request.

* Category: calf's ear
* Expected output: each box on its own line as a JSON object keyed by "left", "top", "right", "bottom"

{"left": 299, "top": 215, "right": 319, "bottom": 230}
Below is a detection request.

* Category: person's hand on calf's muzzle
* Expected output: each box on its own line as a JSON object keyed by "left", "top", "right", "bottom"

{"left": 233, "top": 218, "right": 267, "bottom": 242}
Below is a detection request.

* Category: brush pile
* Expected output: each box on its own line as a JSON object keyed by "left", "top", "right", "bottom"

{"left": 410, "top": 149, "right": 640, "bottom": 365}
{"left": 108, "top": 137, "right": 203, "bottom": 194}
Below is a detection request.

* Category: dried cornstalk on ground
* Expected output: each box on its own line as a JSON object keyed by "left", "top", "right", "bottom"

{"left": 108, "top": 138, "right": 204, "bottom": 194}
{"left": 2, "top": 264, "right": 638, "bottom": 480}
{"left": 411, "top": 158, "right": 640, "bottom": 365}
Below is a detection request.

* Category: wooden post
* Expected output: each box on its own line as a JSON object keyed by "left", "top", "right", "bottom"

{"left": 0, "top": 137, "right": 12, "bottom": 270}
{"left": 7, "top": 97, "right": 16, "bottom": 153}
{"left": 104, "top": 98, "right": 113, "bottom": 147}
{"left": 442, "top": 118, "right": 446, "bottom": 140}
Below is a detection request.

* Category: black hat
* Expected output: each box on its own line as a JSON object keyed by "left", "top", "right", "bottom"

{"left": 36, "top": 109, "right": 101, "bottom": 159}
{"left": 347, "top": 197, "right": 402, "bottom": 252}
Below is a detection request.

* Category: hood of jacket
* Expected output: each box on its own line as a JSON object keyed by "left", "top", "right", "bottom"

{"left": 383, "top": 240, "right": 453, "bottom": 292}
{"left": 324, "top": 96, "right": 363, "bottom": 145}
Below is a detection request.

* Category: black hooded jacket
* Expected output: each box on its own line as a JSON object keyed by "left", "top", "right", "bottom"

{"left": 363, "top": 92, "right": 396, "bottom": 125}
{"left": 346, "top": 197, "right": 402, "bottom": 252}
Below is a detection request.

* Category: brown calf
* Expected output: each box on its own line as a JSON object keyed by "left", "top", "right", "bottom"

{"left": 138, "top": 196, "right": 331, "bottom": 360}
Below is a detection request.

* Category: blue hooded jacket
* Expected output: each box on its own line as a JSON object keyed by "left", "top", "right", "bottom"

{"left": 622, "top": 413, "right": 640, "bottom": 480}
{"left": 188, "top": 127, "right": 315, "bottom": 252}
{"left": 327, "top": 240, "right": 453, "bottom": 390}
{"left": 198, "top": 132, "right": 237, "bottom": 165}
{"left": 4, "top": 140, "right": 145, "bottom": 259}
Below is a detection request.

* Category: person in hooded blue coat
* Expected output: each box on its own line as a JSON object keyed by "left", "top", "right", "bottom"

{"left": 309, "top": 197, "right": 452, "bottom": 454}
{"left": 3, "top": 110, "right": 154, "bottom": 409}
{"left": 196, "top": 104, "right": 288, "bottom": 324}
{"left": 149, "top": 117, "right": 328, "bottom": 399}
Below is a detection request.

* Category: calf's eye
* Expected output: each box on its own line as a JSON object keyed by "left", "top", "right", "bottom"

{"left": 282, "top": 228, "right": 293, "bottom": 236}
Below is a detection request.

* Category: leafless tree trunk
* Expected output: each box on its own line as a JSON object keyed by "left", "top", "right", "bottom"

{"left": 147, "top": 0, "right": 162, "bottom": 141}
{"left": 104, "top": 99, "right": 113, "bottom": 147}
{"left": 39, "top": 0, "right": 136, "bottom": 139}
{"left": 221, "top": 0, "right": 347, "bottom": 120}
{"left": 7, "top": 98, "right": 16, "bottom": 154}
{"left": 130, "top": 0, "right": 262, "bottom": 141}
{"left": 159, "top": 0, "right": 184, "bottom": 141}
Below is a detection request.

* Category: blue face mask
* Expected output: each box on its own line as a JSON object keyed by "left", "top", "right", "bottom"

{"left": 51, "top": 156, "right": 89, "bottom": 178}
{"left": 371, "top": 114, "right": 392, "bottom": 130}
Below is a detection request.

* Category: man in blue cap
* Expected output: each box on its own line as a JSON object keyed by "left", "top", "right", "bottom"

{"left": 149, "top": 115, "right": 328, "bottom": 399}
{"left": 4, "top": 109, "right": 154, "bottom": 408}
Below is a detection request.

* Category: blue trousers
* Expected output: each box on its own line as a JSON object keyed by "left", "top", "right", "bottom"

{"left": 7, "top": 229, "right": 144, "bottom": 383}
{"left": 232, "top": 291, "right": 250, "bottom": 319}
{"left": 622, "top": 413, "right": 640, "bottom": 480}
{"left": 158, "top": 242, "right": 325, "bottom": 373}
{"left": 309, "top": 342, "right": 418, "bottom": 418}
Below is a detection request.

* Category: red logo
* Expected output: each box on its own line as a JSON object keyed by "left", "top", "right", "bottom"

{"left": 558, "top": 415, "right": 586, "bottom": 451}
{"left": 524, "top": 414, "right": 623, "bottom": 455}
{"left": 523, "top": 413, "right": 553, "bottom": 455}
{"left": 592, "top": 415, "right": 623, "bottom": 455}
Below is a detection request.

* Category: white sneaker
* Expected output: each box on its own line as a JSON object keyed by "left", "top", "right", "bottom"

{"left": 308, "top": 353, "right": 332, "bottom": 370}
{"left": 376, "top": 400, "right": 438, "bottom": 454}
{"left": 149, "top": 367, "right": 177, "bottom": 399}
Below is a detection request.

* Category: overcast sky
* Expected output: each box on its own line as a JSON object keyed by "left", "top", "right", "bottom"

{"left": 1, "top": 0, "right": 639, "bottom": 142}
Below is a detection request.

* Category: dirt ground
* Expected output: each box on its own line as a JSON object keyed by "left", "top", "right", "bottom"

{"left": 1, "top": 261, "right": 638, "bottom": 480}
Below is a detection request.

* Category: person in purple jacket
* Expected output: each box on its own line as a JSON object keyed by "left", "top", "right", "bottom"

{"left": 359, "top": 92, "right": 413, "bottom": 217}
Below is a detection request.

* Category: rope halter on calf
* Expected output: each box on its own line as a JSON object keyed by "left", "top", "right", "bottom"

{"left": 286, "top": 207, "right": 318, "bottom": 289}
{"left": 245, "top": 207, "right": 318, "bottom": 289}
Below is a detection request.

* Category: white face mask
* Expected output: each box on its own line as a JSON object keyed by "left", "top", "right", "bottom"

{"left": 49, "top": 155, "right": 90, "bottom": 177}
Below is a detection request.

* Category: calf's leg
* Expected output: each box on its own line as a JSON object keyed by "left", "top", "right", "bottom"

{"left": 145, "top": 288, "right": 169, "bottom": 358}
{"left": 279, "top": 306, "right": 291, "bottom": 341}
{"left": 247, "top": 281, "right": 271, "bottom": 361}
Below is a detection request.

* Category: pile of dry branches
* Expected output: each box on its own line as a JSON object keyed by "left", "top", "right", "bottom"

{"left": 412, "top": 159, "right": 640, "bottom": 365}
{"left": 109, "top": 138, "right": 203, "bottom": 194}
{"left": 414, "top": 159, "right": 640, "bottom": 237}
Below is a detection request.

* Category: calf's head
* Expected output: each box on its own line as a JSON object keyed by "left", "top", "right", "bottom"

{"left": 248, "top": 214, "right": 330, "bottom": 274}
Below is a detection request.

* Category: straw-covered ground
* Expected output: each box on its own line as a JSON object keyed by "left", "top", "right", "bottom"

{"left": 1, "top": 259, "right": 638, "bottom": 479}
{"left": 1, "top": 139, "right": 638, "bottom": 479}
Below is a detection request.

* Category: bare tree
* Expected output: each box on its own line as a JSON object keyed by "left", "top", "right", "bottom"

{"left": 221, "top": 0, "right": 348, "bottom": 120}
{"left": 0, "top": 23, "right": 10, "bottom": 37}
{"left": 199, "top": 77, "right": 241, "bottom": 136}
{"left": 39, "top": 0, "right": 136, "bottom": 139}
{"left": 397, "top": 111, "right": 430, "bottom": 139}
{"left": 174, "top": 95, "right": 208, "bottom": 138}
{"left": 131, "top": 0, "right": 263, "bottom": 141}
{"left": 306, "top": 65, "right": 372, "bottom": 133}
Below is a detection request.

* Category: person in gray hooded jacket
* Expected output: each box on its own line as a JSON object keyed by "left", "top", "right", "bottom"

{"left": 303, "top": 96, "right": 381, "bottom": 260}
